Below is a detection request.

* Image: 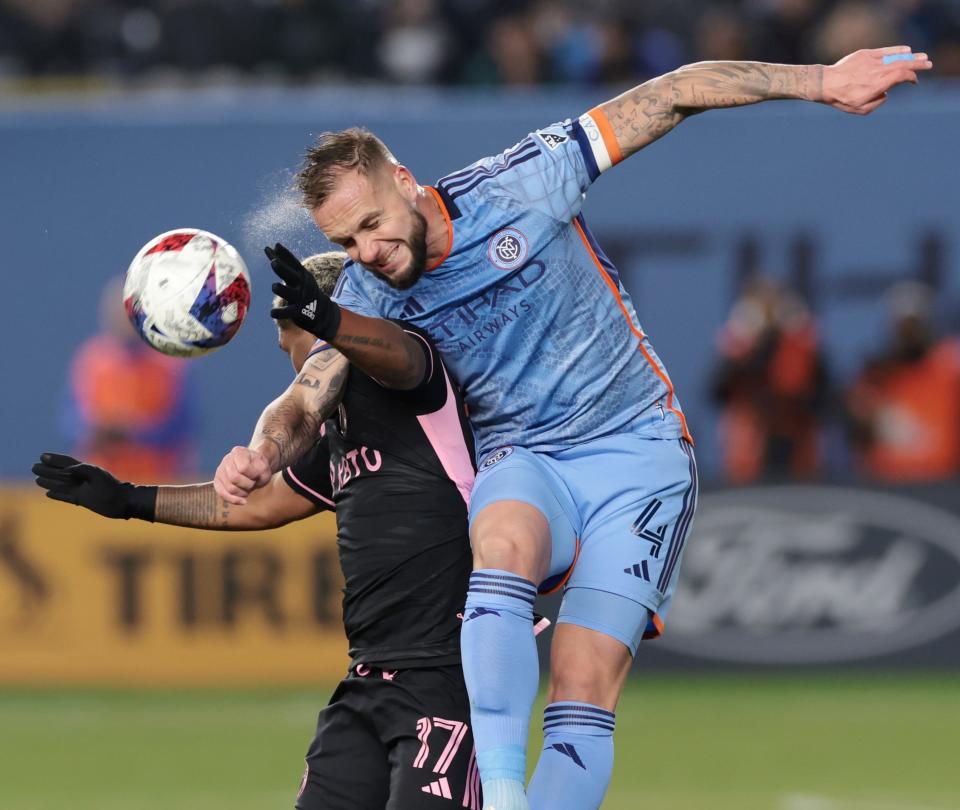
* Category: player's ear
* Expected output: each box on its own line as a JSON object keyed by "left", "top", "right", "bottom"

{"left": 393, "top": 164, "right": 417, "bottom": 200}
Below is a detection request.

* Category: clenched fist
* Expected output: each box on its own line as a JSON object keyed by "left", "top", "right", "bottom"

{"left": 214, "top": 446, "right": 273, "bottom": 505}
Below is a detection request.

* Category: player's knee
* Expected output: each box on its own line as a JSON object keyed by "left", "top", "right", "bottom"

{"left": 472, "top": 531, "right": 531, "bottom": 573}
{"left": 470, "top": 502, "right": 551, "bottom": 582}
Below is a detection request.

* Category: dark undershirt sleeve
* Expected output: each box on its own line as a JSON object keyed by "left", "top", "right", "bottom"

{"left": 282, "top": 434, "right": 335, "bottom": 511}
{"left": 388, "top": 319, "right": 451, "bottom": 415}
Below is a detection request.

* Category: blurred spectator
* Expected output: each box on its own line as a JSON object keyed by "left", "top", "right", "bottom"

{"left": 812, "top": 1, "right": 899, "bottom": 64}
{"left": 711, "top": 277, "right": 829, "bottom": 484}
{"left": 844, "top": 282, "right": 960, "bottom": 482}
{"left": 749, "top": 0, "right": 825, "bottom": 65}
{"left": 3, "top": 0, "right": 960, "bottom": 86}
{"left": 486, "top": 12, "right": 542, "bottom": 85}
{"left": 695, "top": 5, "right": 752, "bottom": 63}
{"left": 62, "top": 277, "right": 198, "bottom": 482}
{"left": 378, "top": 0, "right": 451, "bottom": 84}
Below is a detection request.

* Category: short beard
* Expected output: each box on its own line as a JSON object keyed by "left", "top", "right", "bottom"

{"left": 368, "top": 209, "right": 428, "bottom": 291}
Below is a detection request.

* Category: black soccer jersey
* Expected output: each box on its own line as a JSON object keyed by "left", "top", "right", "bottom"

{"left": 283, "top": 322, "right": 476, "bottom": 670}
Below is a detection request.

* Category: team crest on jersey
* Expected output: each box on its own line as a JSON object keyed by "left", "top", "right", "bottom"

{"left": 488, "top": 229, "right": 528, "bottom": 271}
{"left": 480, "top": 446, "right": 514, "bottom": 469}
{"left": 538, "top": 131, "right": 568, "bottom": 150}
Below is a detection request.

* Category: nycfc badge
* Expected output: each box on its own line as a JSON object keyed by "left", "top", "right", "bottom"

{"left": 488, "top": 228, "right": 528, "bottom": 271}
{"left": 480, "top": 446, "right": 514, "bottom": 469}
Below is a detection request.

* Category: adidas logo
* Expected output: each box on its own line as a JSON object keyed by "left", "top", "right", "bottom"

{"left": 421, "top": 777, "right": 452, "bottom": 798}
{"left": 624, "top": 561, "right": 651, "bottom": 581}
{"left": 302, "top": 300, "right": 317, "bottom": 320}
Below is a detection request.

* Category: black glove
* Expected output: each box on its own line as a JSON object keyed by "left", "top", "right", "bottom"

{"left": 32, "top": 453, "right": 157, "bottom": 521}
{"left": 267, "top": 243, "right": 342, "bottom": 340}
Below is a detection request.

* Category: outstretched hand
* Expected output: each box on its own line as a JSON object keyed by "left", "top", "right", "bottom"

{"left": 32, "top": 452, "right": 155, "bottom": 520}
{"left": 267, "top": 243, "right": 342, "bottom": 340}
{"left": 823, "top": 46, "right": 933, "bottom": 115}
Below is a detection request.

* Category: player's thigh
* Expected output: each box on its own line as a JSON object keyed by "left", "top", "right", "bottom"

{"left": 560, "top": 438, "right": 698, "bottom": 653}
{"left": 383, "top": 667, "right": 482, "bottom": 810}
{"left": 297, "top": 684, "right": 390, "bottom": 810}
{"left": 469, "top": 445, "right": 578, "bottom": 584}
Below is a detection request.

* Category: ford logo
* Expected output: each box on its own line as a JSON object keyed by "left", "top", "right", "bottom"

{"left": 660, "top": 486, "right": 960, "bottom": 663}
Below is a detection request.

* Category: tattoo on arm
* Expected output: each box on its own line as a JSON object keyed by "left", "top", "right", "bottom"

{"left": 255, "top": 351, "right": 348, "bottom": 469}
{"left": 602, "top": 74, "right": 684, "bottom": 157}
{"left": 670, "top": 62, "right": 823, "bottom": 108}
{"left": 602, "top": 62, "right": 824, "bottom": 159}
{"left": 335, "top": 333, "right": 389, "bottom": 348}
{"left": 155, "top": 484, "right": 232, "bottom": 528}
{"left": 332, "top": 323, "right": 426, "bottom": 389}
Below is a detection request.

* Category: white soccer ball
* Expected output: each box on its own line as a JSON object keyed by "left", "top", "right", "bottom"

{"left": 123, "top": 228, "right": 251, "bottom": 358}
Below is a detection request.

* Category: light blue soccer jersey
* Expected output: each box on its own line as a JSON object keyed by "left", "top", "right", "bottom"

{"left": 333, "top": 110, "right": 690, "bottom": 461}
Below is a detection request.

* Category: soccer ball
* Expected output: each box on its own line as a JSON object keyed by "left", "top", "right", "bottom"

{"left": 123, "top": 228, "right": 251, "bottom": 358}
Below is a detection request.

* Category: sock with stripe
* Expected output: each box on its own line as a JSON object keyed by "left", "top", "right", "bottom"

{"left": 460, "top": 569, "right": 538, "bottom": 810}
{"left": 527, "top": 702, "right": 615, "bottom": 810}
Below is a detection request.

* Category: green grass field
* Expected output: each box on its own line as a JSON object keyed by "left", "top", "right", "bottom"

{"left": 1, "top": 676, "right": 957, "bottom": 810}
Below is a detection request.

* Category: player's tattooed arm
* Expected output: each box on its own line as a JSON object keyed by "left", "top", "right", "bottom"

{"left": 599, "top": 46, "right": 932, "bottom": 159}
{"left": 330, "top": 309, "right": 426, "bottom": 390}
{"left": 155, "top": 484, "right": 232, "bottom": 528}
{"left": 253, "top": 349, "right": 349, "bottom": 471}
{"left": 599, "top": 63, "right": 823, "bottom": 158}
{"left": 32, "top": 453, "right": 315, "bottom": 528}
{"left": 156, "top": 477, "right": 316, "bottom": 530}
{"left": 214, "top": 350, "right": 347, "bottom": 506}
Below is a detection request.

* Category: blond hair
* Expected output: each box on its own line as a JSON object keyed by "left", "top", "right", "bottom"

{"left": 297, "top": 128, "right": 397, "bottom": 209}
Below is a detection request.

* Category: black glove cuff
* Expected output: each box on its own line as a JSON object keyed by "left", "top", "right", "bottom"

{"left": 317, "top": 300, "right": 342, "bottom": 342}
{"left": 125, "top": 485, "right": 158, "bottom": 522}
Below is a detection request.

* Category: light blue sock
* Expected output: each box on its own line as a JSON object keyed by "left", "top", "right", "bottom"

{"left": 527, "top": 702, "right": 615, "bottom": 810}
{"left": 461, "top": 570, "right": 538, "bottom": 809}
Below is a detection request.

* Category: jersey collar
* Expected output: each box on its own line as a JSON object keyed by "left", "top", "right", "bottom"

{"left": 425, "top": 185, "right": 454, "bottom": 271}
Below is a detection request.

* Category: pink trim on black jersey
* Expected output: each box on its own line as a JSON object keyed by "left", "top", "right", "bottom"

{"left": 462, "top": 747, "right": 480, "bottom": 810}
{"left": 285, "top": 466, "right": 335, "bottom": 508}
{"left": 404, "top": 329, "right": 435, "bottom": 388}
{"left": 416, "top": 364, "right": 475, "bottom": 507}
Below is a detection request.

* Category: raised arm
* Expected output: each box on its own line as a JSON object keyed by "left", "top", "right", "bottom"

{"left": 267, "top": 243, "right": 426, "bottom": 389}
{"left": 328, "top": 309, "right": 426, "bottom": 389}
{"left": 32, "top": 453, "right": 318, "bottom": 530}
{"left": 252, "top": 346, "right": 348, "bottom": 467}
{"left": 598, "top": 46, "right": 932, "bottom": 160}
{"left": 213, "top": 346, "right": 348, "bottom": 505}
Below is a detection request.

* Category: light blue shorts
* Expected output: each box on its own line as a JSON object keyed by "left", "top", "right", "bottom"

{"left": 469, "top": 435, "right": 698, "bottom": 655}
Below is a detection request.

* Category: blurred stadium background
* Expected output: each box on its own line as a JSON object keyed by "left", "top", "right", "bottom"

{"left": 2, "top": 1, "right": 960, "bottom": 808}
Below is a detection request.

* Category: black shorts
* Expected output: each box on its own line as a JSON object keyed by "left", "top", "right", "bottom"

{"left": 296, "top": 664, "right": 481, "bottom": 810}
